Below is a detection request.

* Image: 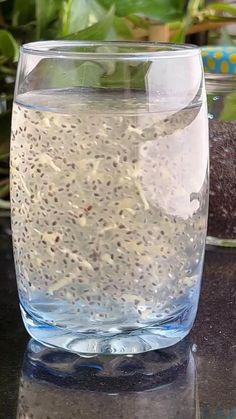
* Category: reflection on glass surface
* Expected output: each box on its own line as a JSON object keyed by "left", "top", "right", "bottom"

{"left": 17, "top": 339, "right": 199, "bottom": 419}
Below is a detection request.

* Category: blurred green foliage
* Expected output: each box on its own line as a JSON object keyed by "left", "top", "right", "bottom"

{"left": 0, "top": 0, "right": 186, "bottom": 207}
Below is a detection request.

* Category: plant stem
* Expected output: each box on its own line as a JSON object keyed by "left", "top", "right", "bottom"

{"left": 61, "top": 0, "right": 73, "bottom": 36}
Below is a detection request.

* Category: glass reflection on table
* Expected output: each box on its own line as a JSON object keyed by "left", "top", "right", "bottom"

{"left": 17, "top": 339, "right": 199, "bottom": 419}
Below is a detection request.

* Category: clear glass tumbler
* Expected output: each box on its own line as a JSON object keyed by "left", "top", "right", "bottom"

{"left": 11, "top": 41, "right": 209, "bottom": 355}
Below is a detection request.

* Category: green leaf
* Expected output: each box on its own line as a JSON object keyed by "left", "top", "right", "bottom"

{"left": 207, "top": 2, "right": 236, "bottom": 17}
{"left": 112, "top": 0, "right": 185, "bottom": 22}
{"left": 168, "top": 20, "right": 182, "bottom": 30}
{"left": 64, "top": 5, "right": 115, "bottom": 40}
{"left": 60, "top": 0, "right": 106, "bottom": 36}
{"left": 70, "top": 61, "right": 105, "bottom": 87}
{"left": 0, "top": 30, "right": 19, "bottom": 63}
{"left": 96, "top": 0, "right": 111, "bottom": 9}
{"left": 114, "top": 17, "right": 133, "bottom": 38}
{"left": 12, "top": 0, "right": 35, "bottom": 26}
{"left": 93, "top": 45, "right": 117, "bottom": 75}
{"left": 101, "top": 62, "right": 131, "bottom": 88}
{"left": 126, "top": 15, "right": 150, "bottom": 29}
{"left": 129, "top": 62, "right": 150, "bottom": 89}
{"left": 77, "top": 62, "right": 104, "bottom": 87}
{"left": 101, "top": 61, "right": 150, "bottom": 89}
{"left": 24, "top": 58, "right": 105, "bottom": 89}
{"left": 36, "top": 0, "right": 61, "bottom": 38}
{"left": 60, "top": 0, "right": 72, "bottom": 35}
{"left": 187, "top": 0, "right": 204, "bottom": 14}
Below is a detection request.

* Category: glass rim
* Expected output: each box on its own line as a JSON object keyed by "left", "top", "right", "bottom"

{"left": 21, "top": 40, "right": 200, "bottom": 60}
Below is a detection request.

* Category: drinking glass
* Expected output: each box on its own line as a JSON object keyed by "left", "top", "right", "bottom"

{"left": 11, "top": 41, "right": 209, "bottom": 355}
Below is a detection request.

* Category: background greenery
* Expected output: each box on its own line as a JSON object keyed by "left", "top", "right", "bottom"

{"left": 1, "top": 0, "right": 236, "bottom": 208}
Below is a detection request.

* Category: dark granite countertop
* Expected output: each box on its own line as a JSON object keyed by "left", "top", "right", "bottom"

{"left": 0, "top": 218, "right": 235, "bottom": 419}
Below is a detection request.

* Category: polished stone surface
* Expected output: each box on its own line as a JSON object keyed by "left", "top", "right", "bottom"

{"left": 0, "top": 218, "right": 235, "bottom": 419}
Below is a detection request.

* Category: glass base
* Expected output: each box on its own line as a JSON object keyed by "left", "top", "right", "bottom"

{"left": 206, "top": 235, "right": 236, "bottom": 247}
{"left": 21, "top": 305, "right": 191, "bottom": 356}
{"left": 23, "top": 338, "right": 191, "bottom": 392}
